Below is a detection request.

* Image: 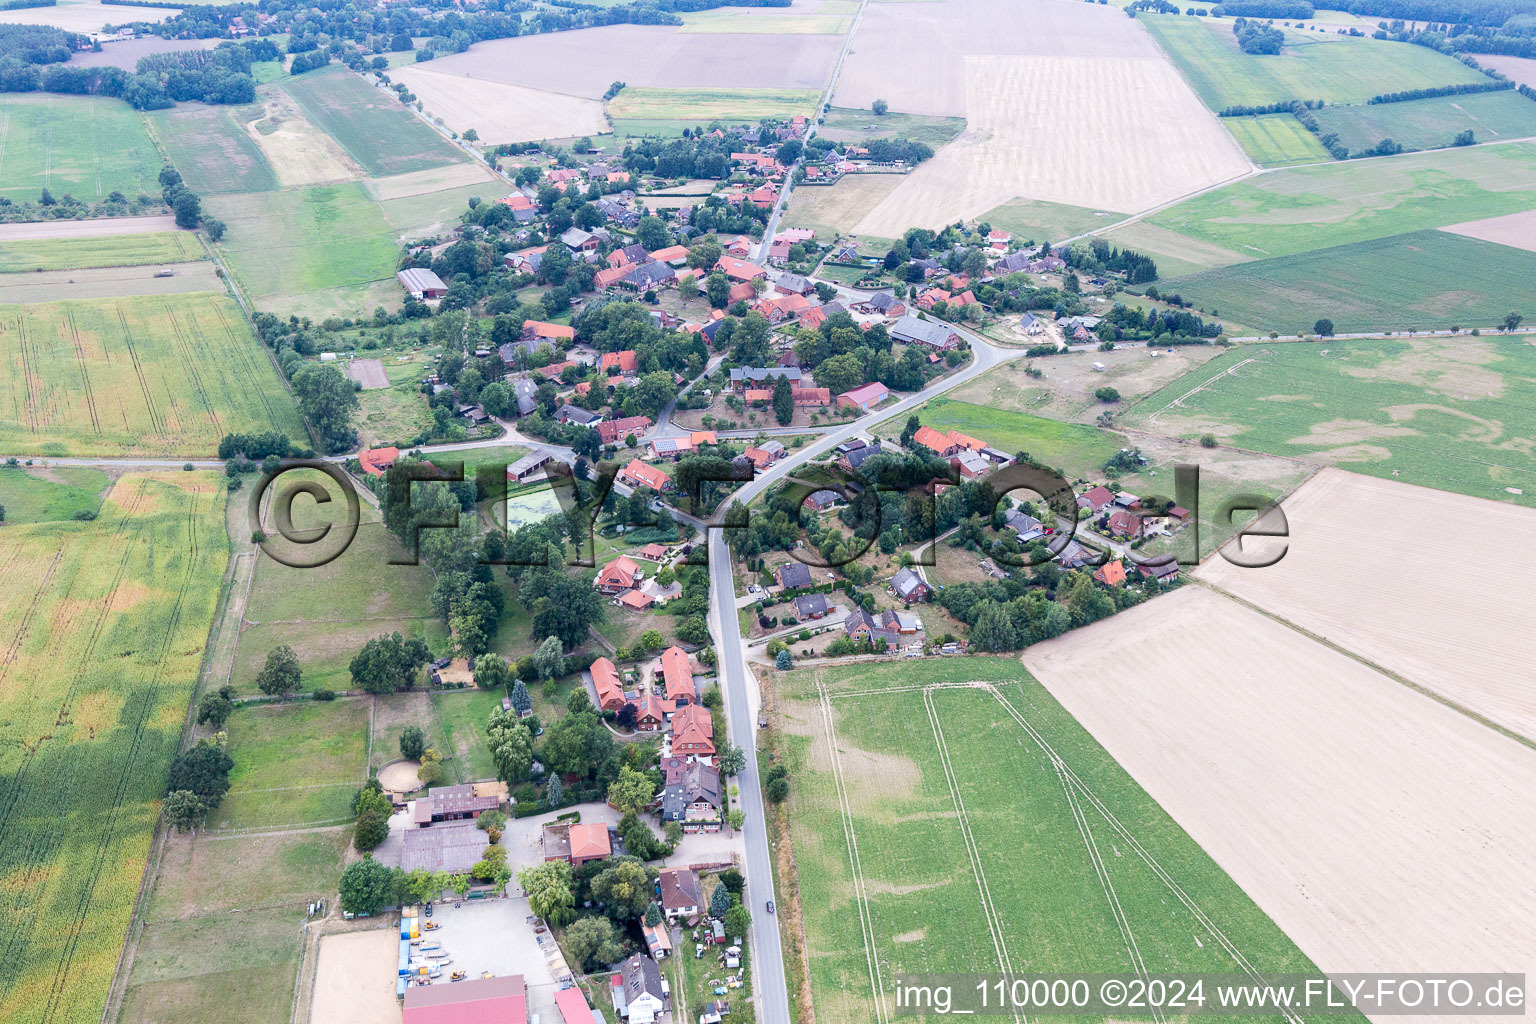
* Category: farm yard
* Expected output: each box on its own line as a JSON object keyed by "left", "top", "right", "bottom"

{"left": 1221, "top": 113, "right": 1332, "bottom": 167}
{"left": 1160, "top": 230, "right": 1536, "bottom": 335}
{"left": 0, "top": 231, "right": 201, "bottom": 273}
{"left": 0, "top": 293, "right": 306, "bottom": 457}
{"left": 1126, "top": 336, "right": 1536, "bottom": 506}
{"left": 0, "top": 472, "right": 228, "bottom": 1024}
{"left": 774, "top": 657, "right": 1331, "bottom": 1024}
{"left": 1022, "top": 587, "right": 1536, "bottom": 989}
{"left": 1311, "top": 90, "right": 1536, "bottom": 156}
{"left": 281, "top": 66, "right": 467, "bottom": 177}
{"left": 1198, "top": 468, "right": 1536, "bottom": 741}
{"left": 389, "top": 68, "right": 607, "bottom": 144}
{"left": 146, "top": 103, "right": 279, "bottom": 196}
{"left": 0, "top": 93, "right": 163, "bottom": 202}
{"left": 1139, "top": 14, "right": 1487, "bottom": 111}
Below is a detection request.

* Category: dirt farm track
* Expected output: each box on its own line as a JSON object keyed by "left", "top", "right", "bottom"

{"left": 1023, "top": 586, "right": 1536, "bottom": 1005}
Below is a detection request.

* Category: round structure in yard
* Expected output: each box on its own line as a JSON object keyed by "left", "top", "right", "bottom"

{"left": 379, "top": 758, "right": 423, "bottom": 794}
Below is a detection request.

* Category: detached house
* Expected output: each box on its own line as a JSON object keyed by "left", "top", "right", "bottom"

{"left": 659, "top": 646, "right": 695, "bottom": 704}
{"left": 714, "top": 256, "right": 767, "bottom": 282}
{"left": 889, "top": 567, "right": 932, "bottom": 604}
{"left": 660, "top": 759, "right": 722, "bottom": 832}
{"left": 889, "top": 314, "right": 961, "bottom": 350}
{"left": 618, "top": 458, "right": 670, "bottom": 492}
{"left": 774, "top": 561, "right": 814, "bottom": 590}
{"left": 670, "top": 703, "right": 715, "bottom": 760}
{"left": 591, "top": 656, "right": 627, "bottom": 711}
{"left": 600, "top": 350, "right": 640, "bottom": 376}
{"left": 611, "top": 955, "right": 667, "bottom": 1024}
{"left": 657, "top": 868, "right": 703, "bottom": 922}
{"left": 596, "top": 555, "right": 643, "bottom": 595}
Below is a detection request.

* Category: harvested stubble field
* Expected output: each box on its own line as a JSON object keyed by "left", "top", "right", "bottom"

{"left": 853, "top": 54, "right": 1249, "bottom": 235}
{"left": 1022, "top": 586, "right": 1536, "bottom": 992}
{"left": 282, "top": 66, "right": 466, "bottom": 177}
{"left": 0, "top": 262, "right": 223, "bottom": 304}
{"left": 0, "top": 230, "right": 201, "bottom": 272}
{"left": 363, "top": 162, "right": 500, "bottom": 203}
{"left": 1127, "top": 335, "right": 1536, "bottom": 506}
{"left": 0, "top": 293, "right": 305, "bottom": 457}
{"left": 1221, "top": 113, "right": 1332, "bottom": 167}
{"left": 1141, "top": 141, "right": 1536, "bottom": 264}
{"left": 244, "top": 86, "right": 363, "bottom": 189}
{"left": 0, "top": 472, "right": 229, "bottom": 1024}
{"left": 1198, "top": 468, "right": 1536, "bottom": 741}
{"left": 407, "top": 26, "right": 840, "bottom": 98}
{"left": 1140, "top": 14, "right": 1486, "bottom": 111}
{"left": 608, "top": 87, "right": 820, "bottom": 121}
{"left": 0, "top": 215, "right": 178, "bottom": 241}
{"left": 391, "top": 68, "right": 606, "bottom": 144}
{"left": 0, "top": 0, "right": 176, "bottom": 30}
{"left": 1312, "top": 90, "right": 1536, "bottom": 155}
{"left": 65, "top": 36, "right": 220, "bottom": 70}
{"left": 147, "top": 103, "right": 278, "bottom": 196}
{"left": 1475, "top": 53, "right": 1536, "bottom": 88}
{"left": 0, "top": 93, "right": 162, "bottom": 202}
{"left": 1442, "top": 207, "right": 1536, "bottom": 252}
{"left": 776, "top": 657, "right": 1330, "bottom": 1024}
{"left": 1162, "top": 229, "right": 1536, "bottom": 335}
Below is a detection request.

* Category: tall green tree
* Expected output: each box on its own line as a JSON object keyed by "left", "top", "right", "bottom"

{"left": 291, "top": 363, "right": 359, "bottom": 453}
{"left": 591, "top": 858, "right": 653, "bottom": 920}
{"left": 163, "top": 790, "right": 208, "bottom": 833}
{"left": 772, "top": 374, "right": 794, "bottom": 426}
{"left": 339, "top": 857, "right": 396, "bottom": 916}
{"left": 255, "top": 644, "right": 302, "bottom": 697}
{"left": 518, "top": 860, "right": 576, "bottom": 925}
{"left": 607, "top": 765, "right": 655, "bottom": 816}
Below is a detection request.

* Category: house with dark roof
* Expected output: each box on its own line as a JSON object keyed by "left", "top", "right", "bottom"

{"left": 889, "top": 567, "right": 932, "bottom": 604}
{"left": 889, "top": 314, "right": 961, "bottom": 350}
{"left": 401, "top": 820, "right": 488, "bottom": 873}
{"left": 804, "top": 489, "right": 840, "bottom": 511}
{"left": 854, "top": 291, "right": 906, "bottom": 316}
{"left": 793, "top": 592, "right": 829, "bottom": 619}
{"left": 657, "top": 867, "right": 703, "bottom": 921}
{"left": 611, "top": 954, "right": 667, "bottom": 1024}
{"left": 557, "top": 404, "right": 603, "bottom": 426}
{"left": 412, "top": 784, "right": 501, "bottom": 826}
{"left": 774, "top": 561, "right": 814, "bottom": 590}
{"left": 774, "top": 272, "right": 815, "bottom": 296}
{"left": 660, "top": 759, "right": 722, "bottom": 831}
{"left": 841, "top": 442, "right": 883, "bottom": 472}
{"left": 1004, "top": 509, "right": 1046, "bottom": 542}
{"left": 729, "top": 366, "right": 802, "bottom": 389}
{"left": 844, "top": 607, "right": 902, "bottom": 648}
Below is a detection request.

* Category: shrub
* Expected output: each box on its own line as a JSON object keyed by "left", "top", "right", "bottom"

{"left": 313, "top": 688, "right": 336, "bottom": 701}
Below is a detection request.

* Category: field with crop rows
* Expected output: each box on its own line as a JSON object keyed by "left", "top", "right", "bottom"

{"left": 1141, "top": 14, "right": 1485, "bottom": 111}
{"left": 1163, "top": 229, "right": 1536, "bottom": 334}
{"left": 0, "top": 94, "right": 162, "bottom": 202}
{"left": 0, "top": 232, "right": 203, "bottom": 273}
{"left": 776, "top": 658, "right": 1332, "bottom": 1024}
{"left": 0, "top": 292, "right": 305, "bottom": 457}
{"left": 1311, "top": 90, "right": 1536, "bottom": 156}
{"left": 282, "top": 66, "right": 466, "bottom": 177}
{"left": 146, "top": 104, "right": 277, "bottom": 196}
{"left": 1222, "top": 113, "right": 1332, "bottom": 166}
{"left": 0, "top": 472, "right": 229, "bottom": 1024}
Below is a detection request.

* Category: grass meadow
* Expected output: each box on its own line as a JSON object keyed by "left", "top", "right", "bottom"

{"left": 0, "top": 466, "right": 108, "bottom": 523}
{"left": 1126, "top": 337, "right": 1536, "bottom": 506}
{"left": 0, "top": 93, "right": 162, "bottom": 202}
{"left": 977, "top": 197, "right": 1124, "bottom": 243}
{"left": 1163, "top": 230, "right": 1536, "bottom": 335}
{"left": 147, "top": 103, "right": 278, "bottom": 195}
{"left": 282, "top": 66, "right": 466, "bottom": 177}
{"left": 885, "top": 398, "right": 1123, "bottom": 475}
{"left": 775, "top": 658, "right": 1332, "bottom": 1024}
{"left": 607, "top": 87, "right": 821, "bottom": 121}
{"left": 1141, "top": 14, "right": 1485, "bottom": 110}
{"left": 119, "top": 907, "right": 303, "bottom": 1024}
{"left": 817, "top": 106, "right": 968, "bottom": 147}
{"left": 0, "top": 293, "right": 306, "bottom": 457}
{"left": 1145, "top": 141, "right": 1536, "bottom": 263}
{"left": 0, "top": 231, "right": 202, "bottom": 273}
{"left": 207, "top": 698, "right": 370, "bottom": 831}
{"left": 1312, "top": 90, "right": 1536, "bottom": 155}
{"left": 0, "top": 472, "right": 229, "bottom": 1024}
{"left": 1223, "top": 113, "right": 1333, "bottom": 166}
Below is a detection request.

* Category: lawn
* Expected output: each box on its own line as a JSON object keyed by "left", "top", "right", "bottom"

{"left": 1145, "top": 141, "right": 1536, "bottom": 263}
{"left": 1312, "top": 90, "right": 1536, "bottom": 156}
{"left": 1126, "top": 335, "right": 1536, "bottom": 507}
{"left": 0, "top": 92, "right": 162, "bottom": 202}
{"left": 0, "top": 465, "right": 109, "bottom": 523}
{"left": 379, "top": 180, "right": 494, "bottom": 239}
{"left": 207, "top": 698, "right": 370, "bottom": 831}
{"left": 886, "top": 398, "right": 1122, "bottom": 476}
{"left": 282, "top": 66, "right": 466, "bottom": 177}
{"left": 817, "top": 106, "right": 967, "bottom": 148}
{"left": 0, "top": 231, "right": 203, "bottom": 272}
{"left": 146, "top": 829, "right": 350, "bottom": 920}
{"left": 1223, "top": 112, "right": 1333, "bottom": 167}
{"left": 0, "top": 472, "right": 229, "bottom": 1024}
{"left": 206, "top": 184, "right": 400, "bottom": 315}
{"left": 976, "top": 198, "right": 1126, "bottom": 243}
{"left": 119, "top": 906, "right": 303, "bottom": 1024}
{"left": 147, "top": 103, "right": 278, "bottom": 195}
{"left": 354, "top": 379, "right": 433, "bottom": 447}
{"left": 777, "top": 658, "right": 1335, "bottom": 1024}
{"left": 607, "top": 88, "right": 822, "bottom": 122}
{"left": 1141, "top": 14, "right": 1486, "bottom": 111}
{"left": 1164, "top": 229, "right": 1536, "bottom": 334}
{"left": 0, "top": 292, "right": 307, "bottom": 457}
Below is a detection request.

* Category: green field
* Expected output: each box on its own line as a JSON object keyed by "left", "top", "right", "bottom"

{"left": 0, "top": 292, "right": 307, "bottom": 457}
{"left": 146, "top": 829, "right": 349, "bottom": 920}
{"left": 0, "top": 231, "right": 202, "bottom": 273}
{"left": 208, "top": 699, "right": 369, "bottom": 831}
{"left": 1127, "top": 336, "right": 1536, "bottom": 506}
{"left": 119, "top": 907, "right": 303, "bottom": 1024}
{"left": 0, "top": 466, "right": 108, "bottom": 522}
{"left": 977, "top": 198, "right": 1126, "bottom": 244}
{"left": 0, "top": 93, "right": 162, "bottom": 202}
{"left": 883, "top": 398, "right": 1122, "bottom": 474}
{"left": 206, "top": 184, "right": 400, "bottom": 315}
{"left": 1141, "top": 14, "right": 1486, "bottom": 110}
{"left": 0, "top": 472, "right": 229, "bottom": 1024}
{"left": 1223, "top": 113, "right": 1333, "bottom": 166}
{"left": 147, "top": 103, "right": 277, "bottom": 195}
{"left": 1144, "top": 142, "right": 1536, "bottom": 263}
{"left": 1313, "top": 90, "right": 1536, "bottom": 156}
{"left": 282, "top": 66, "right": 466, "bottom": 177}
{"left": 778, "top": 658, "right": 1334, "bottom": 1024}
{"left": 607, "top": 88, "right": 821, "bottom": 122}
{"left": 1165, "top": 229, "right": 1536, "bottom": 334}
{"left": 819, "top": 106, "right": 968, "bottom": 148}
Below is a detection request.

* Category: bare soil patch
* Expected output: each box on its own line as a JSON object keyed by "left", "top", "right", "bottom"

{"left": 391, "top": 68, "right": 606, "bottom": 144}
{"left": 1197, "top": 467, "right": 1536, "bottom": 741}
{"left": 364, "top": 162, "right": 500, "bottom": 202}
{"left": 0, "top": 216, "right": 179, "bottom": 241}
{"left": 345, "top": 358, "right": 389, "bottom": 389}
{"left": 1023, "top": 585, "right": 1536, "bottom": 985}
{"left": 247, "top": 89, "right": 362, "bottom": 187}
{"left": 951, "top": 343, "right": 1224, "bottom": 422}
{"left": 310, "top": 929, "right": 401, "bottom": 1024}
{"left": 378, "top": 759, "right": 423, "bottom": 794}
{"left": 0, "top": 262, "right": 219, "bottom": 304}
{"left": 1441, "top": 209, "right": 1536, "bottom": 256}
{"left": 1472, "top": 54, "right": 1536, "bottom": 89}
{"left": 782, "top": 174, "right": 905, "bottom": 241}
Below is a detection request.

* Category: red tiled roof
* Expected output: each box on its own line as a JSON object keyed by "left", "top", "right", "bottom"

{"left": 358, "top": 446, "right": 400, "bottom": 476}
{"left": 596, "top": 416, "right": 652, "bottom": 444}
{"left": 714, "top": 256, "right": 767, "bottom": 281}
{"left": 555, "top": 988, "right": 598, "bottom": 1024}
{"left": 660, "top": 646, "right": 694, "bottom": 702}
{"left": 601, "top": 350, "right": 639, "bottom": 374}
{"left": 404, "top": 974, "right": 527, "bottom": 1024}
{"left": 592, "top": 657, "right": 624, "bottom": 708}
{"left": 525, "top": 320, "right": 575, "bottom": 341}
{"left": 617, "top": 589, "right": 653, "bottom": 610}
{"left": 620, "top": 458, "right": 669, "bottom": 491}
{"left": 597, "top": 555, "right": 641, "bottom": 590}
{"left": 568, "top": 822, "right": 610, "bottom": 860}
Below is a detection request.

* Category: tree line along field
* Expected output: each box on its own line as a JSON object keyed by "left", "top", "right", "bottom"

{"left": 1126, "top": 337, "right": 1536, "bottom": 507}
{"left": 146, "top": 104, "right": 279, "bottom": 196}
{"left": 0, "top": 292, "right": 306, "bottom": 457}
{"left": 1222, "top": 113, "right": 1332, "bottom": 167}
{"left": 0, "top": 231, "right": 203, "bottom": 273}
{"left": 1311, "top": 90, "right": 1536, "bottom": 156}
{"left": 1139, "top": 14, "right": 1486, "bottom": 111}
{"left": 0, "top": 472, "right": 229, "bottom": 1024}
{"left": 0, "top": 94, "right": 164, "bottom": 203}
{"left": 1162, "top": 230, "right": 1536, "bottom": 336}
{"left": 774, "top": 658, "right": 1338, "bottom": 1024}
{"left": 281, "top": 66, "right": 468, "bottom": 177}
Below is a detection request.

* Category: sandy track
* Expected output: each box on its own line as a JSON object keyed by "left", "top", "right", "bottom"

{"left": 1440, "top": 209, "right": 1536, "bottom": 254}
{"left": 392, "top": 68, "right": 606, "bottom": 144}
{"left": 0, "top": 263, "right": 220, "bottom": 303}
{"left": 0, "top": 216, "right": 180, "bottom": 241}
{"left": 854, "top": 55, "right": 1249, "bottom": 234}
{"left": 1197, "top": 468, "right": 1536, "bottom": 741}
{"left": 1023, "top": 586, "right": 1536, "bottom": 1003}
